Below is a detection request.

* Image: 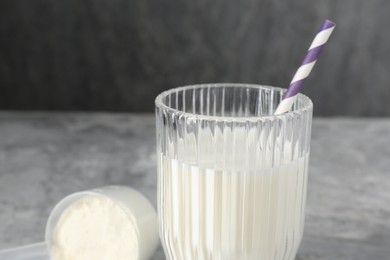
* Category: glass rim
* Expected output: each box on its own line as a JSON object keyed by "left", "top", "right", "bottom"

{"left": 155, "top": 83, "right": 313, "bottom": 121}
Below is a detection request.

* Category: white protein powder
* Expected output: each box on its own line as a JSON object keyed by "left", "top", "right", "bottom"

{"left": 51, "top": 195, "right": 138, "bottom": 260}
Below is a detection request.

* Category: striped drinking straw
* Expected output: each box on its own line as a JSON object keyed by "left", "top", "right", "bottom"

{"left": 274, "top": 19, "right": 336, "bottom": 115}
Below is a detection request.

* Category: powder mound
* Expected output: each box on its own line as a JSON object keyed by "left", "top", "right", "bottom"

{"left": 51, "top": 195, "right": 138, "bottom": 260}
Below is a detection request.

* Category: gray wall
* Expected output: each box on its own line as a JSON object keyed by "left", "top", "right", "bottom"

{"left": 0, "top": 0, "right": 388, "bottom": 116}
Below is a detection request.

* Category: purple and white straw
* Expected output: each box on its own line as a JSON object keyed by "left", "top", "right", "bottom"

{"left": 274, "top": 19, "right": 336, "bottom": 115}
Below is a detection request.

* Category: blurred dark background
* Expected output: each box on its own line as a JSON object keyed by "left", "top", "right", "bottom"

{"left": 0, "top": 0, "right": 388, "bottom": 116}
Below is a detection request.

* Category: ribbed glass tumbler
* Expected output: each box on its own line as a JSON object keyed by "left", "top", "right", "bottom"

{"left": 155, "top": 84, "right": 313, "bottom": 260}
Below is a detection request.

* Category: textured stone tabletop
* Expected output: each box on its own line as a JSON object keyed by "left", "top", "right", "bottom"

{"left": 0, "top": 112, "right": 389, "bottom": 259}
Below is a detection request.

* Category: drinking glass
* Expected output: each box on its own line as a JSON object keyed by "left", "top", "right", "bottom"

{"left": 155, "top": 83, "right": 313, "bottom": 260}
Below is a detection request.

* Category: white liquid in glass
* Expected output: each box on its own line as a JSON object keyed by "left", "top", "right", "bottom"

{"left": 158, "top": 153, "right": 308, "bottom": 260}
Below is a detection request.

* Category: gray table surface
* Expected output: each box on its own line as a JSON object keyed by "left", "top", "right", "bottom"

{"left": 0, "top": 112, "right": 389, "bottom": 260}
